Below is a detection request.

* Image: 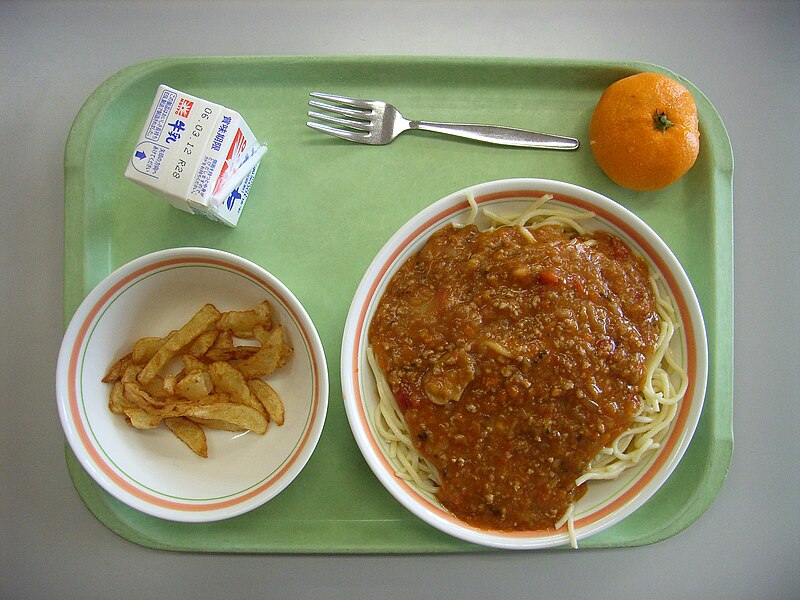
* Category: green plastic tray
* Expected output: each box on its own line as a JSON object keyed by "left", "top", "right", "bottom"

{"left": 63, "top": 56, "right": 733, "bottom": 552}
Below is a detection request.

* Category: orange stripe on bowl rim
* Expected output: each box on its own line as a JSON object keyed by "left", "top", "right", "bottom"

{"left": 67, "top": 256, "right": 321, "bottom": 512}
{"left": 350, "top": 189, "right": 699, "bottom": 539}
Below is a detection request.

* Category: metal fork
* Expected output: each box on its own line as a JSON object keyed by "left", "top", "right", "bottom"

{"left": 307, "top": 92, "right": 579, "bottom": 150}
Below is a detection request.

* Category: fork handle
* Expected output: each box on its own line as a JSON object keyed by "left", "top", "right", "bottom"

{"left": 409, "top": 120, "right": 579, "bottom": 150}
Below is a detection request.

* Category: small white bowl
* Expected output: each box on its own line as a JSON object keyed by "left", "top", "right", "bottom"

{"left": 341, "top": 178, "right": 707, "bottom": 549}
{"left": 57, "top": 248, "right": 328, "bottom": 522}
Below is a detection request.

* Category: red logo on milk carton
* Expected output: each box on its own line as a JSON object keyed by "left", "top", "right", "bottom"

{"left": 213, "top": 129, "right": 248, "bottom": 195}
{"left": 174, "top": 98, "right": 194, "bottom": 118}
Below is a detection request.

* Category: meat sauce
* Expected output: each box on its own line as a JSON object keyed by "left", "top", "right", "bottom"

{"left": 369, "top": 223, "right": 660, "bottom": 530}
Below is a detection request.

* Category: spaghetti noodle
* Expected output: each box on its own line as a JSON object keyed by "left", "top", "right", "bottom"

{"left": 368, "top": 194, "right": 687, "bottom": 548}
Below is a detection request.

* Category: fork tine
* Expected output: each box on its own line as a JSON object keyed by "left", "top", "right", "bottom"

{"left": 307, "top": 110, "right": 372, "bottom": 131}
{"left": 309, "top": 92, "right": 374, "bottom": 110}
{"left": 306, "top": 120, "right": 367, "bottom": 142}
{"left": 308, "top": 99, "right": 370, "bottom": 120}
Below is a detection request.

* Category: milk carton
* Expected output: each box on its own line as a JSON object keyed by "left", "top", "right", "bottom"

{"left": 125, "top": 85, "right": 266, "bottom": 227}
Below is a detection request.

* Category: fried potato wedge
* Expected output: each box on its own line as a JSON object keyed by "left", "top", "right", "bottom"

{"left": 123, "top": 382, "right": 168, "bottom": 411}
{"left": 174, "top": 369, "right": 214, "bottom": 402}
{"left": 209, "top": 361, "right": 266, "bottom": 416}
{"left": 181, "top": 354, "right": 209, "bottom": 373}
{"left": 108, "top": 381, "right": 133, "bottom": 415}
{"left": 123, "top": 406, "right": 163, "bottom": 430}
{"left": 102, "top": 353, "right": 133, "bottom": 383}
{"left": 132, "top": 335, "right": 169, "bottom": 365}
{"left": 187, "top": 329, "right": 219, "bottom": 358}
{"left": 142, "top": 375, "right": 172, "bottom": 399}
{"left": 234, "top": 325, "right": 293, "bottom": 379}
{"left": 217, "top": 300, "right": 273, "bottom": 338}
{"left": 209, "top": 361, "right": 251, "bottom": 403}
{"left": 210, "top": 329, "right": 234, "bottom": 350}
{"left": 121, "top": 364, "right": 144, "bottom": 384}
{"left": 164, "top": 417, "right": 208, "bottom": 458}
{"left": 247, "top": 379, "right": 285, "bottom": 426}
{"left": 187, "top": 416, "right": 247, "bottom": 432}
{"left": 203, "top": 345, "right": 260, "bottom": 362}
{"left": 183, "top": 402, "right": 268, "bottom": 435}
{"left": 138, "top": 304, "right": 221, "bottom": 384}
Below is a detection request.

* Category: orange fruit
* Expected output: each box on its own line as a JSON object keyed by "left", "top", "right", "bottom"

{"left": 589, "top": 72, "right": 700, "bottom": 191}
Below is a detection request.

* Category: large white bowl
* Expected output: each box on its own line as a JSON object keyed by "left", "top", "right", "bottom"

{"left": 341, "top": 178, "right": 707, "bottom": 549}
{"left": 57, "top": 247, "right": 328, "bottom": 522}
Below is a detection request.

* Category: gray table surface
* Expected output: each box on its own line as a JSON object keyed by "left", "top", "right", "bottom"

{"left": 2, "top": 1, "right": 798, "bottom": 598}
